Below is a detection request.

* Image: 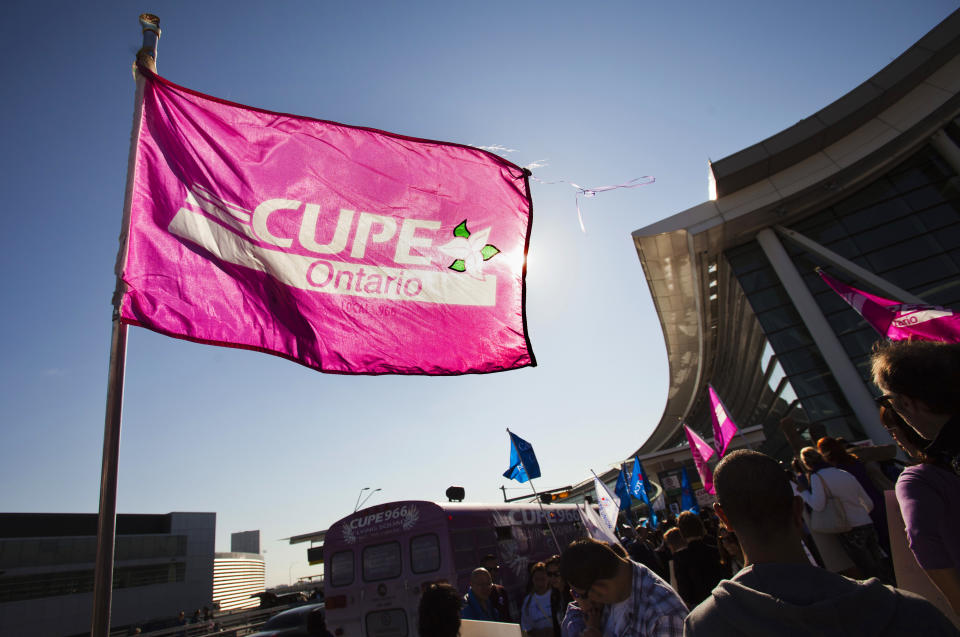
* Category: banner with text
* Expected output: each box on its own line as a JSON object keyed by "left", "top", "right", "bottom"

{"left": 818, "top": 269, "right": 960, "bottom": 344}
{"left": 119, "top": 67, "right": 535, "bottom": 374}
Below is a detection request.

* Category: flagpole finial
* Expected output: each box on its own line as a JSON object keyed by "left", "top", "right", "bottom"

{"left": 139, "top": 13, "right": 160, "bottom": 42}
{"left": 135, "top": 14, "right": 160, "bottom": 74}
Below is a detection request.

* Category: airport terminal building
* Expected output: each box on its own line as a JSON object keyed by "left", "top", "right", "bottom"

{"left": 630, "top": 9, "right": 960, "bottom": 468}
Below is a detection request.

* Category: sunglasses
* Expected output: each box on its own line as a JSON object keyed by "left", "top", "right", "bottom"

{"left": 547, "top": 571, "right": 561, "bottom": 577}
{"left": 874, "top": 394, "right": 895, "bottom": 407}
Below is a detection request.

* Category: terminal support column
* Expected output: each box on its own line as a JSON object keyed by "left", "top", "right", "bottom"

{"left": 755, "top": 228, "right": 892, "bottom": 446}
{"left": 773, "top": 225, "right": 925, "bottom": 304}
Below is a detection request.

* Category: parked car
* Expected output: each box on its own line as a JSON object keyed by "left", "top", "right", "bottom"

{"left": 252, "top": 591, "right": 310, "bottom": 608}
{"left": 248, "top": 602, "right": 328, "bottom": 637}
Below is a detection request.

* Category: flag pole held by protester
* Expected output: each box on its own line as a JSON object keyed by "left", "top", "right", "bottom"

{"left": 504, "top": 429, "right": 562, "bottom": 552}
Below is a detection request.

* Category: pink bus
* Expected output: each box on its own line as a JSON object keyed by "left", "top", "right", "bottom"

{"left": 323, "top": 500, "right": 588, "bottom": 637}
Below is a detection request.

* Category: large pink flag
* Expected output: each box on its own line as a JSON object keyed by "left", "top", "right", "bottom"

{"left": 818, "top": 270, "right": 960, "bottom": 344}
{"left": 683, "top": 424, "right": 715, "bottom": 495}
{"left": 708, "top": 385, "right": 738, "bottom": 457}
{"left": 118, "top": 68, "right": 535, "bottom": 375}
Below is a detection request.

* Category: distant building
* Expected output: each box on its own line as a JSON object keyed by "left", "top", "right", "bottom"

{"left": 211, "top": 530, "right": 264, "bottom": 611}
{"left": 231, "top": 529, "right": 260, "bottom": 554}
{"left": 212, "top": 550, "right": 265, "bottom": 611}
{"left": 0, "top": 511, "right": 215, "bottom": 637}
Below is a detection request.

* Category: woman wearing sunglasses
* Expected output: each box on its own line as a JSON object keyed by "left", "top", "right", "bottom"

{"left": 872, "top": 339, "right": 960, "bottom": 616}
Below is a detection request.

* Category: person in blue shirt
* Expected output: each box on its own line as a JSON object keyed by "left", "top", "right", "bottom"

{"left": 461, "top": 568, "right": 502, "bottom": 622}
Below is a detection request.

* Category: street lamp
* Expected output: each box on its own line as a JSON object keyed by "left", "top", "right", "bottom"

{"left": 354, "top": 487, "right": 370, "bottom": 513}
{"left": 357, "top": 488, "right": 382, "bottom": 511}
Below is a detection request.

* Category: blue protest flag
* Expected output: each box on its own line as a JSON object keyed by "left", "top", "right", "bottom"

{"left": 630, "top": 457, "right": 658, "bottom": 528}
{"left": 503, "top": 431, "right": 541, "bottom": 483}
{"left": 680, "top": 466, "right": 700, "bottom": 515}
{"left": 615, "top": 468, "right": 632, "bottom": 511}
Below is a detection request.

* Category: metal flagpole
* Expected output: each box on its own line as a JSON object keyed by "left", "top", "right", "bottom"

{"left": 620, "top": 462, "right": 637, "bottom": 526}
{"left": 733, "top": 424, "right": 753, "bottom": 450}
{"left": 506, "top": 428, "right": 562, "bottom": 554}
{"left": 90, "top": 15, "right": 160, "bottom": 637}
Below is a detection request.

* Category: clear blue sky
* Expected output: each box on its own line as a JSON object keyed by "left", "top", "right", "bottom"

{"left": 1, "top": 1, "right": 955, "bottom": 587}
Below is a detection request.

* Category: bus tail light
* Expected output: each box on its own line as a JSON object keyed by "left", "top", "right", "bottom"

{"left": 326, "top": 594, "right": 348, "bottom": 609}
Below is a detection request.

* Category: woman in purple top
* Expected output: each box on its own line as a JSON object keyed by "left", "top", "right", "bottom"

{"left": 872, "top": 339, "right": 960, "bottom": 615}
{"left": 881, "top": 405, "right": 960, "bottom": 615}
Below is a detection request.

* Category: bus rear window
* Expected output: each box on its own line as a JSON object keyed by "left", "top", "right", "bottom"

{"left": 363, "top": 542, "right": 401, "bottom": 581}
{"left": 330, "top": 550, "right": 355, "bottom": 587}
{"left": 410, "top": 534, "right": 440, "bottom": 574}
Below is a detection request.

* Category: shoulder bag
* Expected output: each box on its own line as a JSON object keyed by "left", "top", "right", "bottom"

{"left": 807, "top": 471, "right": 851, "bottom": 534}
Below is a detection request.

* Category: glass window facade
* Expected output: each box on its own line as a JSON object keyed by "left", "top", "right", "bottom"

{"left": 0, "top": 562, "right": 186, "bottom": 603}
{"left": 0, "top": 535, "right": 187, "bottom": 569}
{"left": 724, "top": 143, "right": 960, "bottom": 440}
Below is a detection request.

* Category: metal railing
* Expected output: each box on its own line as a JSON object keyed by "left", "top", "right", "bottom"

{"left": 110, "top": 603, "right": 300, "bottom": 637}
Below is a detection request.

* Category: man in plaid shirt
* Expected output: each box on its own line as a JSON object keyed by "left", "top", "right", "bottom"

{"left": 560, "top": 538, "right": 688, "bottom": 637}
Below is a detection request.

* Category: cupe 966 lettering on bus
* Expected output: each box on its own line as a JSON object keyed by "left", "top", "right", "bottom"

{"left": 322, "top": 500, "right": 588, "bottom": 637}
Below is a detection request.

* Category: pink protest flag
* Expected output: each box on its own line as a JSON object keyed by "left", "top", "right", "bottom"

{"left": 117, "top": 67, "right": 536, "bottom": 375}
{"left": 683, "top": 424, "right": 715, "bottom": 495}
{"left": 708, "top": 385, "right": 739, "bottom": 457}
{"left": 817, "top": 270, "right": 960, "bottom": 344}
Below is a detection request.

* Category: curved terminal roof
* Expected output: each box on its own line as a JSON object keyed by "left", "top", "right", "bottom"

{"left": 631, "top": 9, "right": 960, "bottom": 455}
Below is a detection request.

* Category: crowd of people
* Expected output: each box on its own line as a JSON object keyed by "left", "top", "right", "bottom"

{"left": 418, "top": 340, "right": 960, "bottom": 636}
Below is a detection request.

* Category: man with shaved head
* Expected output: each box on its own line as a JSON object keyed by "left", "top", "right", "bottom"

{"left": 683, "top": 449, "right": 958, "bottom": 636}
{"left": 461, "top": 567, "right": 503, "bottom": 622}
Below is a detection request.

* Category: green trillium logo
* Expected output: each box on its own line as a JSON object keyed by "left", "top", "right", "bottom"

{"left": 438, "top": 220, "right": 500, "bottom": 279}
